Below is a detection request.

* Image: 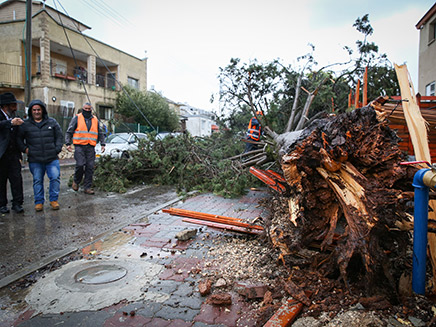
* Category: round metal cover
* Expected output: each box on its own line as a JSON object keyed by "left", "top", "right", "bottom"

{"left": 74, "top": 264, "right": 127, "bottom": 284}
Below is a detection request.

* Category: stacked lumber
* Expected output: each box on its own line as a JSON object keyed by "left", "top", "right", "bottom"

{"left": 371, "top": 95, "right": 436, "bottom": 162}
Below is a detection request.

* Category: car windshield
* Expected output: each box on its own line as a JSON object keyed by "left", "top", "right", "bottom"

{"left": 106, "top": 133, "right": 131, "bottom": 144}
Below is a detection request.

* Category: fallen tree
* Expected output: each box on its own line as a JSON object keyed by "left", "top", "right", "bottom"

{"left": 263, "top": 106, "right": 417, "bottom": 303}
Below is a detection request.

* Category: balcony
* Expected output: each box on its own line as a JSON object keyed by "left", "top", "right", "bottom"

{"left": 0, "top": 61, "right": 118, "bottom": 91}
{"left": 0, "top": 62, "right": 24, "bottom": 87}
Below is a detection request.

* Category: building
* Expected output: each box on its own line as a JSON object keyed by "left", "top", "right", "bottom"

{"left": 180, "top": 105, "right": 216, "bottom": 137}
{"left": 0, "top": 0, "right": 146, "bottom": 129}
{"left": 416, "top": 2, "right": 436, "bottom": 96}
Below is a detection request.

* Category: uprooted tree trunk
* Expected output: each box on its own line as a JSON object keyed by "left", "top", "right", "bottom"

{"left": 265, "top": 106, "right": 415, "bottom": 300}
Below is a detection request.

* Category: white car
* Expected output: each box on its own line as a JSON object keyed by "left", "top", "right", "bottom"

{"left": 95, "top": 132, "right": 148, "bottom": 159}
{"left": 156, "top": 132, "right": 183, "bottom": 140}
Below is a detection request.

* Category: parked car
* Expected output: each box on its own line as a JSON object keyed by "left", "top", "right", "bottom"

{"left": 95, "top": 132, "right": 148, "bottom": 159}
{"left": 156, "top": 132, "right": 183, "bottom": 140}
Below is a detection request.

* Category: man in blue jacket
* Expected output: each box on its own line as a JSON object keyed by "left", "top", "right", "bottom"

{"left": 17, "top": 100, "right": 63, "bottom": 211}
{"left": 0, "top": 92, "right": 24, "bottom": 214}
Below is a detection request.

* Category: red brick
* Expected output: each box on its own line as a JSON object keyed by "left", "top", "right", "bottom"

{"left": 207, "top": 293, "right": 232, "bottom": 305}
{"left": 235, "top": 282, "right": 269, "bottom": 299}
{"left": 198, "top": 279, "right": 212, "bottom": 296}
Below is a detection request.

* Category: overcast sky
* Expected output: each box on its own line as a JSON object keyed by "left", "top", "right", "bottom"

{"left": 41, "top": 0, "right": 435, "bottom": 112}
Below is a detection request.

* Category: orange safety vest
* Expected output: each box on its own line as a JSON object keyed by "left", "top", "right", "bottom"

{"left": 72, "top": 114, "right": 99, "bottom": 146}
{"left": 246, "top": 117, "right": 262, "bottom": 141}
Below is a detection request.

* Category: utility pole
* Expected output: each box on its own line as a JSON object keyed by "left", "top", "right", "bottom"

{"left": 25, "top": 0, "right": 32, "bottom": 106}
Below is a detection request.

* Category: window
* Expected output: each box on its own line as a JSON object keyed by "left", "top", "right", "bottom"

{"left": 128, "top": 77, "right": 139, "bottom": 89}
{"left": 53, "top": 58, "right": 67, "bottom": 75}
{"left": 60, "top": 100, "right": 75, "bottom": 117}
{"left": 430, "top": 20, "right": 436, "bottom": 44}
{"left": 106, "top": 72, "right": 116, "bottom": 89}
{"left": 99, "top": 105, "right": 113, "bottom": 120}
{"left": 426, "top": 82, "right": 435, "bottom": 96}
{"left": 36, "top": 55, "right": 41, "bottom": 74}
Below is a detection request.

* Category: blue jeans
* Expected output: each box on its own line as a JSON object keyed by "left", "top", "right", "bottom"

{"left": 29, "top": 160, "right": 60, "bottom": 204}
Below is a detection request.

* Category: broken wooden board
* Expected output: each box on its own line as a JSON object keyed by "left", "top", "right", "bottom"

{"left": 395, "top": 63, "right": 436, "bottom": 292}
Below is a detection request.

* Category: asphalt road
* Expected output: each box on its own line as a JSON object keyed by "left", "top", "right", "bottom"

{"left": 0, "top": 163, "right": 179, "bottom": 285}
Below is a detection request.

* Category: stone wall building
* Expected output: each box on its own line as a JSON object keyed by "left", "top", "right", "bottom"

{"left": 416, "top": 2, "right": 436, "bottom": 96}
{"left": 0, "top": 0, "right": 147, "bottom": 129}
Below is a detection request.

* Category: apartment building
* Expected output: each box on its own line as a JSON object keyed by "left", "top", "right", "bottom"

{"left": 180, "top": 105, "right": 216, "bottom": 137}
{"left": 0, "top": 0, "right": 146, "bottom": 128}
{"left": 416, "top": 2, "right": 436, "bottom": 96}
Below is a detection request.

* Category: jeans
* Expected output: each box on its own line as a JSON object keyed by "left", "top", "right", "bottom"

{"left": 29, "top": 160, "right": 60, "bottom": 204}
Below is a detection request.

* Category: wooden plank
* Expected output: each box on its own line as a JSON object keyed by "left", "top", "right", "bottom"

{"left": 181, "top": 218, "right": 263, "bottom": 235}
{"left": 263, "top": 299, "right": 303, "bottom": 327}
{"left": 395, "top": 63, "right": 436, "bottom": 292}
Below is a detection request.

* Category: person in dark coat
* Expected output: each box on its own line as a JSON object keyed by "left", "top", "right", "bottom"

{"left": 0, "top": 92, "right": 24, "bottom": 214}
{"left": 17, "top": 100, "right": 63, "bottom": 211}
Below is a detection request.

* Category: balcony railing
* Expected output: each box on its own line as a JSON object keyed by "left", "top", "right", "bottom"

{"left": 0, "top": 62, "right": 24, "bottom": 86}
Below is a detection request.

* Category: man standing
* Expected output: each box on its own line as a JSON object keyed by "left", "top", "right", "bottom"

{"left": 17, "top": 100, "right": 63, "bottom": 211}
{"left": 243, "top": 111, "right": 263, "bottom": 153}
{"left": 0, "top": 92, "right": 24, "bottom": 214}
{"left": 65, "top": 103, "right": 105, "bottom": 194}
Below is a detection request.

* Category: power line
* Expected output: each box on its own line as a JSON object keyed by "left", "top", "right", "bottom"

{"left": 53, "top": 0, "right": 155, "bottom": 132}
{"left": 91, "top": 0, "right": 135, "bottom": 28}
{"left": 77, "top": 0, "right": 125, "bottom": 28}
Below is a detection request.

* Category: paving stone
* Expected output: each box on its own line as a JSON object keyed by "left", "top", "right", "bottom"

{"left": 167, "top": 319, "right": 194, "bottom": 327}
{"left": 103, "top": 311, "right": 152, "bottom": 326}
{"left": 155, "top": 304, "right": 199, "bottom": 321}
{"left": 148, "top": 279, "right": 181, "bottom": 293}
{"left": 1, "top": 190, "right": 271, "bottom": 327}
{"left": 194, "top": 292, "right": 252, "bottom": 326}
{"left": 18, "top": 311, "right": 111, "bottom": 327}
{"left": 164, "top": 294, "right": 204, "bottom": 310}
{"left": 173, "top": 281, "right": 195, "bottom": 297}
{"left": 136, "top": 301, "right": 164, "bottom": 317}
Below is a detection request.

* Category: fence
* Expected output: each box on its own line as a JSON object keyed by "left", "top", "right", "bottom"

{"left": 16, "top": 107, "right": 157, "bottom": 137}
{"left": 113, "top": 122, "right": 155, "bottom": 134}
{"left": 16, "top": 106, "right": 73, "bottom": 136}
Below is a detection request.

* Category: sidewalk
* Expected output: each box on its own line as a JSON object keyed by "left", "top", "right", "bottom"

{"left": 3, "top": 189, "right": 272, "bottom": 327}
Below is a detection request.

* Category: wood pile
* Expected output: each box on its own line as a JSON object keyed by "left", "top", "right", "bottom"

{"left": 371, "top": 95, "right": 436, "bottom": 162}
{"left": 267, "top": 106, "right": 417, "bottom": 303}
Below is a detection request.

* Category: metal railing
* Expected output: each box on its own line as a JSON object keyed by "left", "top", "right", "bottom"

{"left": 0, "top": 61, "right": 118, "bottom": 91}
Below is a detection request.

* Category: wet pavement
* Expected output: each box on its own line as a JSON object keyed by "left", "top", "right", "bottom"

{"left": 0, "top": 160, "right": 179, "bottom": 285}
{"left": 0, "top": 164, "right": 272, "bottom": 326}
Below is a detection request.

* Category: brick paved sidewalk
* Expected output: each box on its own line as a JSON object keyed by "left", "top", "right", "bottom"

{"left": 7, "top": 189, "right": 271, "bottom": 327}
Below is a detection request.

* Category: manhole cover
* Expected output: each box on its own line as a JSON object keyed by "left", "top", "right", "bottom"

{"left": 74, "top": 264, "right": 127, "bottom": 284}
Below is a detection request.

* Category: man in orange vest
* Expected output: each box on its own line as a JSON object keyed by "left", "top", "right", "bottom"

{"left": 65, "top": 103, "right": 106, "bottom": 194}
{"left": 244, "top": 111, "right": 263, "bottom": 153}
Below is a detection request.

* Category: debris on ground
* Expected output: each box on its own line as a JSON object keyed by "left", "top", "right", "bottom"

{"left": 193, "top": 107, "right": 435, "bottom": 325}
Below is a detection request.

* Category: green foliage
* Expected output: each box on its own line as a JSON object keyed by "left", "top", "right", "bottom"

{"left": 115, "top": 86, "right": 179, "bottom": 132}
{"left": 216, "top": 14, "right": 399, "bottom": 133}
{"left": 93, "top": 133, "right": 258, "bottom": 197}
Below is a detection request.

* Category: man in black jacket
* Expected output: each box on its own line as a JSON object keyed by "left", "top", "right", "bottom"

{"left": 0, "top": 92, "right": 24, "bottom": 214}
{"left": 17, "top": 100, "right": 63, "bottom": 211}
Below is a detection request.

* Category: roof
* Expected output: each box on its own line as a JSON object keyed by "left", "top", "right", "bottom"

{"left": 0, "top": 0, "right": 91, "bottom": 31}
{"left": 416, "top": 2, "right": 436, "bottom": 29}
